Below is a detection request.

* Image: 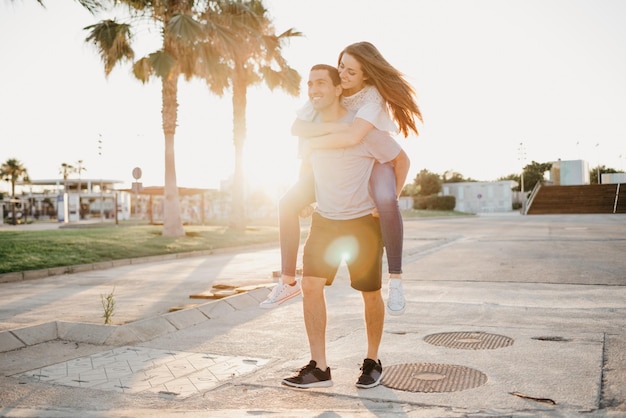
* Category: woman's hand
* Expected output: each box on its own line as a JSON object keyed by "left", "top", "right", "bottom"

{"left": 299, "top": 204, "right": 316, "bottom": 218}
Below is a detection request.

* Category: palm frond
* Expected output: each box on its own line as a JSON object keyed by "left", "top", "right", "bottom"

{"left": 167, "top": 13, "right": 204, "bottom": 42}
{"left": 277, "top": 27, "right": 303, "bottom": 41}
{"left": 149, "top": 50, "right": 176, "bottom": 78}
{"left": 84, "top": 19, "right": 134, "bottom": 76}
{"left": 132, "top": 56, "right": 154, "bottom": 83}
{"left": 259, "top": 66, "right": 300, "bottom": 95}
{"left": 202, "top": 61, "right": 231, "bottom": 95}
{"left": 75, "top": 0, "right": 105, "bottom": 14}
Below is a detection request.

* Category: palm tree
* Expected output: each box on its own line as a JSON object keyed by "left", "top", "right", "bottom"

{"left": 74, "top": 160, "right": 87, "bottom": 218}
{"left": 59, "top": 162, "right": 75, "bottom": 192}
{"left": 1, "top": 158, "right": 30, "bottom": 225}
{"left": 75, "top": 160, "right": 87, "bottom": 181}
{"left": 83, "top": 2, "right": 243, "bottom": 237}
{"left": 1, "top": 158, "right": 29, "bottom": 197}
{"left": 72, "top": 160, "right": 87, "bottom": 191}
{"left": 59, "top": 162, "right": 74, "bottom": 179}
{"left": 204, "top": 0, "right": 301, "bottom": 230}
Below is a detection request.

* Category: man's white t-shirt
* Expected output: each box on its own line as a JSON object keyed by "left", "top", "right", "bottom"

{"left": 308, "top": 111, "right": 402, "bottom": 220}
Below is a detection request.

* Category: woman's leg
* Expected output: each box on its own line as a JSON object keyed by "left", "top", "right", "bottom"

{"left": 260, "top": 162, "right": 316, "bottom": 309}
{"left": 279, "top": 162, "right": 316, "bottom": 278}
{"left": 369, "top": 162, "right": 406, "bottom": 315}
{"left": 369, "top": 162, "right": 403, "bottom": 275}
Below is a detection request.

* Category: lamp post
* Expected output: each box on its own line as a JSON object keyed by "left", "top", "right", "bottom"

{"left": 517, "top": 142, "right": 526, "bottom": 211}
{"left": 595, "top": 143, "right": 601, "bottom": 184}
{"left": 97, "top": 134, "right": 105, "bottom": 220}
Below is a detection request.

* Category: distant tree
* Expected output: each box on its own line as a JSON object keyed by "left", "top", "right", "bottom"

{"left": 498, "top": 173, "right": 521, "bottom": 191}
{"left": 75, "top": 160, "right": 86, "bottom": 194}
{"left": 442, "top": 170, "right": 477, "bottom": 183}
{"left": 59, "top": 163, "right": 74, "bottom": 180}
{"left": 74, "top": 160, "right": 87, "bottom": 179}
{"left": 590, "top": 165, "right": 621, "bottom": 184}
{"left": 1, "top": 158, "right": 30, "bottom": 197}
{"left": 59, "top": 162, "right": 74, "bottom": 191}
{"left": 501, "top": 161, "right": 551, "bottom": 192}
{"left": 412, "top": 169, "right": 442, "bottom": 196}
{"left": 401, "top": 183, "right": 418, "bottom": 197}
{"left": 1, "top": 158, "right": 30, "bottom": 224}
{"left": 523, "top": 161, "right": 552, "bottom": 192}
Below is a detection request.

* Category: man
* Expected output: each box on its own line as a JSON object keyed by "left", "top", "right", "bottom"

{"left": 282, "top": 64, "right": 409, "bottom": 389}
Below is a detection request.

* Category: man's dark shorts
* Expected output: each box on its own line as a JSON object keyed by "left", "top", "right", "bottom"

{"left": 303, "top": 212, "right": 383, "bottom": 292}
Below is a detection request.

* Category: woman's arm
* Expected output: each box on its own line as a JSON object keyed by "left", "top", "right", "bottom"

{"left": 306, "top": 118, "right": 376, "bottom": 150}
{"left": 291, "top": 118, "right": 349, "bottom": 137}
{"left": 391, "top": 149, "right": 410, "bottom": 197}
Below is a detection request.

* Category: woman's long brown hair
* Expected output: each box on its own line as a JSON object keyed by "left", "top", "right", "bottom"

{"left": 339, "top": 42, "right": 423, "bottom": 138}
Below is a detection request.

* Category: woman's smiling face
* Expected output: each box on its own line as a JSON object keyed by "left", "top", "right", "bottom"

{"left": 338, "top": 53, "right": 367, "bottom": 96}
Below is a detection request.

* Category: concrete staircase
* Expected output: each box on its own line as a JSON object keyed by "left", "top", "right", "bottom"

{"left": 526, "top": 184, "right": 626, "bottom": 214}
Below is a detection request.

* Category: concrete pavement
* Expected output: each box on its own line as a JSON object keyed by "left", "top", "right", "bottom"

{"left": 1, "top": 213, "right": 625, "bottom": 417}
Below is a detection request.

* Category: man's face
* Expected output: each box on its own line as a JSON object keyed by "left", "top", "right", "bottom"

{"left": 307, "top": 69, "right": 341, "bottom": 112}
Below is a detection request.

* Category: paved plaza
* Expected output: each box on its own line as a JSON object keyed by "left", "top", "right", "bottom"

{"left": 1, "top": 213, "right": 625, "bottom": 417}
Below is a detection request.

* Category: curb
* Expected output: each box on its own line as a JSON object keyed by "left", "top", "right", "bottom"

{"left": 0, "top": 287, "right": 271, "bottom": 353}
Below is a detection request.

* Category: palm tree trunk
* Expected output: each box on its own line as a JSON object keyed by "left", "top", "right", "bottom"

{"left": 230, "top": 68, "right": 247, "bottom": 231}
{"left": 161, "top": 72, "right": 185, "bottom": 237}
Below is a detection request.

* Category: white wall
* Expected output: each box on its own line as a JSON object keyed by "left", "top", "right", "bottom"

{"left": 442, "top": 181, "right": 517, "bottom": 213}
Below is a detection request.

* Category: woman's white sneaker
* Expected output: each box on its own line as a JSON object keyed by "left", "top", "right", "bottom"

{"left": 386, "top": 278, "right": 406, "bottom": 315}
{"left": 259, "top": 279, "right": 301, "bottom": 308}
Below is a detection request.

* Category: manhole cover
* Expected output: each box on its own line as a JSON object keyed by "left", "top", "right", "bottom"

{"left": 424, "top": 331, "right": 513, "bottom": 350}
{"left": 382, "top": 363, "right": 487, "bottom": 393}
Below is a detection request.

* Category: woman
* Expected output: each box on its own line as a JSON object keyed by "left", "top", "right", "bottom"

{"left": 260, "top": 42, "right": 422, "bottom": 316}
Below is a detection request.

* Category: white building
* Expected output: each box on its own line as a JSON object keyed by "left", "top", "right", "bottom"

{"left": 4, "top": 178, "right": 129, "bottom": 223}
{"left": 442, "top": 181, "right": 517, "bottom": 213}
{"left": 601, "top": 173, "right": 626, "bottom": 184}
{"left": 549, "top": 160, "right": 590, "bottom": 185}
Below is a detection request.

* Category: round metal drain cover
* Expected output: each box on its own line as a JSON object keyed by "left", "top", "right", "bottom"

{"left": 424, "top": 331, "right": 513, "bottom": 350}
{"left": 382, "top": 363, "right": 487, "bottom": 393}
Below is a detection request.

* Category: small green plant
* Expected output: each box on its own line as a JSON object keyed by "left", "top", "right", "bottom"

{"left": 101, "top": 287, "right": 116, "bottom": 325}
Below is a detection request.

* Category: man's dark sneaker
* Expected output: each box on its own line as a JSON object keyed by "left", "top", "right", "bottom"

{"left": 282, "top": 360, "right": 332, "bottom": 388}
{"left": 356, "top": 358, "right": 383, "bottom": 388}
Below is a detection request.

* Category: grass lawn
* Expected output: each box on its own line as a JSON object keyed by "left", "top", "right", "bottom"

{"left": 0, "top": 210, "right": 471, "bottom": 274}
{"left": 0, "top": 222, "right": 280, "bottom": 274}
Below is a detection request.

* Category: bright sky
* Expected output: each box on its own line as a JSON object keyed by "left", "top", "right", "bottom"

{"left": 1, "top": 0, "right": 626, "bottom": 198}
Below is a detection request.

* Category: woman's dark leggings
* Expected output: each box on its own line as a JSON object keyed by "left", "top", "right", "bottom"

{"left": 279, "top": 161, "right": 403, "bottom": 277}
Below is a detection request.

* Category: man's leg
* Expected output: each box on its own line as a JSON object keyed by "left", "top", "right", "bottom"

{"left": 282, "top": 213, "right": 336, "bottom": 389}
{"left": 356, "top": 288, "right": 385, "bottom": 389}
{"left": 282, "top": 274, "right": 332, "bottom": 389}
{"left": 362, "top": 289, "right": 385, "bottom": 362}
{"left": 347, "top": 215, "right": 385, "bottom": 388}
{"left": 302, "top": 276, "right": 328, "bottom": 370}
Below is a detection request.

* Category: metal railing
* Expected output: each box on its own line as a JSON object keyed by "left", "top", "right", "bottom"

{"left": 522, "top": 181, "right": 543, "bottom": 215}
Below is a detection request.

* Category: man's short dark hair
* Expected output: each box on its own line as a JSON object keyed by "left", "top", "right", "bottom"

{"left": 311, "top": 64, "right": 341, "bottom": 86}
